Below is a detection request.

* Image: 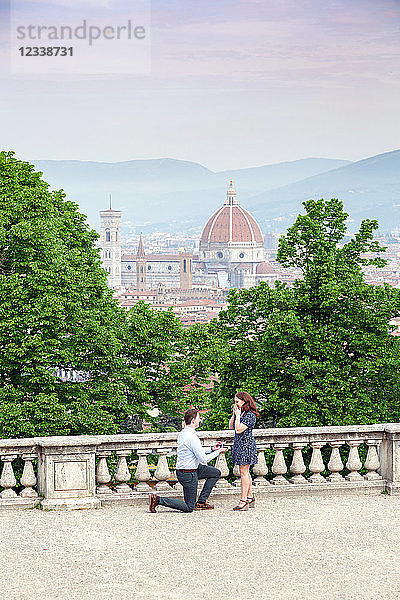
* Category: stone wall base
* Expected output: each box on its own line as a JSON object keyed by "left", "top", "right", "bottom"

{"left": 41, "top": 497, "right": 101, "bottom": 511}
{"left": 386, "top": 482, "right": 400, "bottom": 495}
{"left": 0, "top": 497, "right": 41, "bottom": 510}
{"left": 99, "top": 479, "right": 386, "bottom": 507}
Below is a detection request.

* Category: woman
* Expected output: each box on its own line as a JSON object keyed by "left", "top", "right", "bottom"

{"left": 229, "top": 391, "right": 259, "bottom": 511}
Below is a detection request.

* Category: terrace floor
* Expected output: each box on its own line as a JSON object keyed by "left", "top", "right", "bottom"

{"left": 3, "top": 493, "right": 400, "bottom": 600}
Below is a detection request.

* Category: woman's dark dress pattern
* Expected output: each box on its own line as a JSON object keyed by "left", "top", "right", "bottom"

{"left": 231, "top": 411, "right": 257, "bottom": 466}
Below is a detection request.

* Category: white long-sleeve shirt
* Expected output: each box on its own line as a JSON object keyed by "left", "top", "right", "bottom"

{"left": 175, "top": 426, "right": 219, "bottom": 469}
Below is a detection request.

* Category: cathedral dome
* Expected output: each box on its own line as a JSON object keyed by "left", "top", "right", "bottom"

{"left": 200, "top": 182, "right": 263, "bottom": 244}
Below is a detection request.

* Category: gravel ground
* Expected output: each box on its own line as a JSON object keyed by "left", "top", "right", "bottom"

{"left": 2, "top": 493, "right": 400, "bottom": 600}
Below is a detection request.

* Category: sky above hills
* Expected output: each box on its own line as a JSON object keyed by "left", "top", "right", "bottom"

{"left": 0, "top": 0, "right": 399, "bottom": 170}
{"left": 31, "top": 150, "right": 400, "bottom": 234}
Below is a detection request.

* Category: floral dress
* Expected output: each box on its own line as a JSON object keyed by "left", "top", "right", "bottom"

{"left": 231, "top": 410, "right": 258, "bottom": 466}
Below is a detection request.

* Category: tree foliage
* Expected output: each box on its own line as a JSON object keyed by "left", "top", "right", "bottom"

{"left": 120, "top": 303, "right": 221, "bottom": 428}
{"left": 0, "top": 152, "right": 222, "bottom": 437}
{"left": 209, "top": 198, "right": 400, "bottom": 428}
{"left": 0, "top": 151, "right": 138, "bottom": 436}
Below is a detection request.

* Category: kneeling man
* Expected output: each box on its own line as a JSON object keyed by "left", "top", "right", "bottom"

{"left": 149, "top": 408, "right": 227, "bottom": 512}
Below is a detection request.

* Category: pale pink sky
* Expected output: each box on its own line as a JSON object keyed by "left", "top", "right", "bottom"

{"left": 0, "top": 0, "right": 399, "bottom": 169}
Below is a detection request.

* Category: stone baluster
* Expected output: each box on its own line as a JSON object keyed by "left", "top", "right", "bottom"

{"left": 232, "top": 463, "right": 241, "bottom": 487}
{"left": 20, "top": 454, "right": 38, "bottom": 498}
{"left": 0, "top": 455, "right": 18, "bottom": 498}
{"left": 114, "top": 451, "right": 133, "bottom": 494}
{"left": 327, "top": 441, "right": 344, "bottom": 482}
{"left": 134, "top": 450, "right": 153, "bottom": 492}
{"left": 290, "top": 443, "right": 307, "bottom": 484}
{"left": 308, "top": 442, "right": 326, "bottom": 483}
{"left": 96, "top": 452, "right": 112, "bottom": 495}
{"left": 214, "top": 450, "right": 232, "bottom": 489}
{"left": 345, "top": 440, "right": 363, "bottom": 481}
{"left": 252, "top": 445, "right": 270, "bottom": 486}
{"left": 364, "top": 440, "right": 382, "bottom": 481}
{"left": 154, "top": 449, "right": 172, "bottom": 492}
{"left": 271, "top": 444, "right": 289, "bottom": 485}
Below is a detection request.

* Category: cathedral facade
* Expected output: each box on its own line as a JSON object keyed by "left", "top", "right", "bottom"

{"left": 100, "top": 182, "right": 276, "bottom": 290}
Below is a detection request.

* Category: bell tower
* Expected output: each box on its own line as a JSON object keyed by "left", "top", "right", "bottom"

{"left": 136, "top": 234, "right": 147, "bottom": 292}
{"left": 100, "top": 196, "right": 121, "bottom": 288}
{"left": 179, "top": 250, "right": 193, "bottom": 289}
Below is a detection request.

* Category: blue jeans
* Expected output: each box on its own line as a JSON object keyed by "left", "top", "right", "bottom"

{"left": 158, "top": 464, "right": 221, "bottom": 512}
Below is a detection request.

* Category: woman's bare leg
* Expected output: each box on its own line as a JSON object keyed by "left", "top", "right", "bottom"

{"left": 239, "top": 465, "right": 251, "bottom": 500}
{"left": 248, "top": 467, "right": 253, "bottom": 499}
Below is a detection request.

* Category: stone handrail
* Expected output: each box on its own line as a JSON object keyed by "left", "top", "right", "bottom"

{"left": 1, "top": 423, "right": 400, "bottom": 510}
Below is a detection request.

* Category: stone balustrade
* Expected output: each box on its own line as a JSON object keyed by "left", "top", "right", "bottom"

{"left": 1, "top": 423, "right": 400, "bottom": 509}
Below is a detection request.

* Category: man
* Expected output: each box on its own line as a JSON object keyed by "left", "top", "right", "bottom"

{"left": 149, "top": 408, "right": 227, "bottom": 513}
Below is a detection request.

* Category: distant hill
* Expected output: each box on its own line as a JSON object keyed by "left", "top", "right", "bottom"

{"left": 31, "top": 157, "right": 350, "bottom": 230}
{"left": 246, "top": 149, "right": 400, "bottom": 233}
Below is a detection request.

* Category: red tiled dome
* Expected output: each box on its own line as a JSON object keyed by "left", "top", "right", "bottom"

{"left": 200, "top": 205, "right": 263, "bottom": 244}
{"left": 256, "top": 262, "right": 276, "bottom": 274}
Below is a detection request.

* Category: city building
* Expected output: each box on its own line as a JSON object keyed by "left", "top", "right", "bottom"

{"left": 100, "top": 181, "right": 279, "bottom": 290}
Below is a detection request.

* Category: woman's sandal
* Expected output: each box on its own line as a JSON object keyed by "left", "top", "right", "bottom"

{"left": 247, "top": 496, "right": 255, "bottom": 508}
{"left": 233, "top": 499, "right": 249, "bottom": 511}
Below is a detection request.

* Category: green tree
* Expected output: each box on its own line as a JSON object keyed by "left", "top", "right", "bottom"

{"left": 0, "top": 151, "right": 139, "bottom": 437}
{"left": 120, "top": 303, "right": 225, "bottom": 430}
{"left": 210, "top": 198, "right": 400, "bottom": 428}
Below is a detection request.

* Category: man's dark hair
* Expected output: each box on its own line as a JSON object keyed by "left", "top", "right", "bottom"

{"left": 184, "top": 408, "right": 199, "bottom": 425}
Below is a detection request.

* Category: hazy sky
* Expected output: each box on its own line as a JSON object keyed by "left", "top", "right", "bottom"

{"left": 0, "top": 0, "right": 399, "bottom": 170}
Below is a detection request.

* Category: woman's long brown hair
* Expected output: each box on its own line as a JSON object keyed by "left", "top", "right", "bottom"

{"left": 235, "top": 391, "right": 260, "bottom": 418}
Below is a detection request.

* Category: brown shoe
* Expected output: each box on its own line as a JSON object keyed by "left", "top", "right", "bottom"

{"left": 149, "top": 494, "right": 159, "bottom": 513}
{"left": 233, "top": 499, "right": 249, "bottom": 511}
{"left": 195, "top": 501, "right": 214, "bottom": 510}
{"left": 247, "top": 496, "right": 255, "bottom": 509}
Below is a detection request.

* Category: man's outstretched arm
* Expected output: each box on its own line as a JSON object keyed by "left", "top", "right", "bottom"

{"left": 190, "top": 436, "right": 219, "bottom": 465}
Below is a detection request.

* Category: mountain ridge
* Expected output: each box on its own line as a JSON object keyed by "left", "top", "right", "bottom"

{"left": 246, "top": 149, "right": 400, "bottom": 232}
{"left": 30, "top": 156, "right": 352, "bottom": 229}
{"left": 27, "top": 150, "right": 400, "bottom": 234}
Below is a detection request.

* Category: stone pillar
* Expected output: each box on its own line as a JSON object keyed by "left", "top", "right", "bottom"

{"left": 345, "top": 440, "right": 363, "bottom": 481}
{"left": 114, "top": 451, "right": 133, "bottom": 494}
{"left": 134, "top": 450, "right": 152, "bottom": 492}
{"left": 252, "top": 446, "right": 269, "bottom": 486}
{"left": 214, "top": 451, "right": 232, "bottom": 489}
{"left": 154, "top": 449, "right": 172, "bottom": 492}
{"left": 290, "top": 443, "right": 307, "bottom": 484}
{"left": 0, "top": 455, "right": 17, "bottom": 498}
{"left": 20, "top": 454, "right": 38, "bottom": 498}
{"left": 364, "top": 440, "right": 382, "bottom": 481}
{"left": 308, "top": 442, "right": 325, "bottom": 483}
{"left": 271, "top": 444, "right": 289, "bottom": 485}
{"left": 379, "top": 426, "right": 400, "bottom": 494}
{"left": 327, "top": 441, "right": 344, "bottom": 483}
{"left": 96, "top": 453, "right": 113, "bottom": 495}
{"left": 230, "top": 463, "right": 240, "bottom": 487}
{"left": 37, "top": 437, "right": 101, "bottom": 510}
